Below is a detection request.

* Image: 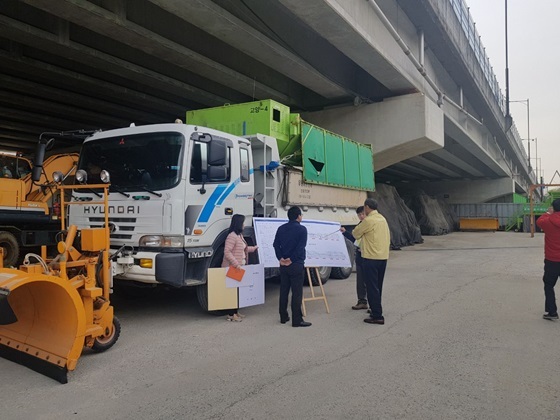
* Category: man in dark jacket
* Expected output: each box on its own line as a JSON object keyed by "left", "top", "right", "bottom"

{"left": 273, "top": 206, "right": 311, "bottom": 327}
{"left": 536, "top": 198, "right": 560, "bottom": 320}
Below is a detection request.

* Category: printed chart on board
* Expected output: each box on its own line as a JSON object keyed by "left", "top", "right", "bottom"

{"left": 253, "top": 218, "right": 351, "bottom": 268}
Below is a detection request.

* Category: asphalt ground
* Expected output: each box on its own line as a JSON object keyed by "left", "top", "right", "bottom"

{"left": 2, "top": 231, "right": 559, "bottom": 419}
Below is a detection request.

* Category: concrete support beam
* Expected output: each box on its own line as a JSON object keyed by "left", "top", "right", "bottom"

{"left": 443, "top": 111, "right": 508, "bottom": 178}
{"left": 278, "top": 0, "right": 418, "bottom": 93}
{"left": 0, "top": 50, "right": 187, "bottom": 116}
{"left": 407, "top": 155, "right": 462, "bottom": 178}
{"left": 147, "top": 0, "right": 348, "bottom": 99}
{"left": 0, "top": 90, "right": 128, "bottom": 127}
{"left": 0, "top": 74, "right": 166, "bottom": 124}
{"left": 398, "top": 177, "right": 515, "bottom": 204}
{"left": 431, "top": 148, "right": 485, "bottom": 178}
{"left": 303, "top": 93, "right": 444, "bottom": 171}
{"left": 0, "top": 14, "right": 229, "bottom": 106}
{"left": 0, "top": 106, "right": 96, "bottom": 133}
{"left": 19, "top": 0, "right": 292, "bottom": 104}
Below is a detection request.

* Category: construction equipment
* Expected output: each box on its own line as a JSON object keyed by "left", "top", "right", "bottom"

{"left": 0, "top": 148, "right": 79, "bottom": 267}
{"left": 0, "top": 144, "right": 120, "bottom": 383}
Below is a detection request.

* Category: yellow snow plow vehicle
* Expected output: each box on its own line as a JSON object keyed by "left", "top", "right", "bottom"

{"left": 0, "top": 142, "right": 120, "bottom": 383}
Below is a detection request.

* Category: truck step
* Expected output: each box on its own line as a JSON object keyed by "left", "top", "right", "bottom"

{"left": 185, "top": 279, "right": 205, "bottom": 287}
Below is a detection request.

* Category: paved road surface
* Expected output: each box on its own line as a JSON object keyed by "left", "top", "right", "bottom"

{"left": 2, "top": 232, "right": 559, "bottom": 419}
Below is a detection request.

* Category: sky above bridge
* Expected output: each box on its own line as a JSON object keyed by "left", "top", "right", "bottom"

{"left": 467, "top": 0, "right": 560, "bottom": 184}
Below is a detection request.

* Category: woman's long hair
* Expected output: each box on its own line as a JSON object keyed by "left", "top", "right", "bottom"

{"left": 228, "top": 214, "right": 245, "bottom": 235}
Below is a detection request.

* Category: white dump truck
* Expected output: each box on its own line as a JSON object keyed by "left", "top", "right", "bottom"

{"left": 69, "top": 100, "right": 375, "bottom": 310}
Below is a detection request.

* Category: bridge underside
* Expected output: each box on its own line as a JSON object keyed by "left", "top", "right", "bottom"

{"left": 0, "top": 0, "right": 528, "bottom": 200}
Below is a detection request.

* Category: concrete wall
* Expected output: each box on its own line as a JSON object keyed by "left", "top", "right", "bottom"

{"left": 303, "top": 93, "right": 444, "bottom": 170}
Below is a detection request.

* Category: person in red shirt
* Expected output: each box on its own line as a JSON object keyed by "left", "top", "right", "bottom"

{"left": 536, "top": 199, "right": 560, "bottom": 320}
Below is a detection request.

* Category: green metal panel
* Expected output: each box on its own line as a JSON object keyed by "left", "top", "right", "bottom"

{"left": 550, "top": 191, "right": 560, "bottom": 200}
{"left": 523, "top": 204, "right": 549, "bottom": 214}
{"left": 513, "top": 193, "right": 528, "bottom": 204}
{"left": 301, "top": 120, "right": 374, "bottom": 191}
{"left": 343, "top": 141, "right": 361, "bottom": 189}
{"left": 280, "top": 113, "right": 303, "bottom": 166}
{"left": 302, "top": 123, "right": 327, "bottom": 185}
{"left": 325, "top": 132, "right": 345, "bottom": 186}
{"left": 359, "top": 145, "right": 375, "bottom": 191}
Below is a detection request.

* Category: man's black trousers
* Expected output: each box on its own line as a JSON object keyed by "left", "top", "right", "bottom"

{"left": 355, "top": 253, "right": 367, "bottom": 304}
{"left": 279, "top": 263, "right": 305, "bottom": 325}
{"left": 362, "top": 258, "right": 387, "bottom": 320}
{"left": 543, "top": 259, "right": 560, "bottom": 315}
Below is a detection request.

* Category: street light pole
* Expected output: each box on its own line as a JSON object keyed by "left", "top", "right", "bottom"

{"left": 505, "top": 0, "right": 511, "bottom": 123}
{"left": 534, "top": 137, "right": 538, "bottom": 181}
{"left": 510, "top": 99, "right": 531, "bottom": 171}
{"left": 526, "top": 98, "right": 530, "bottom": 170}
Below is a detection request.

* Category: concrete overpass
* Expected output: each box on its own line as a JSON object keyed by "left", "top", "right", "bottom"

{"left": 0, "top": 0, "right": 535, "bottom": 203}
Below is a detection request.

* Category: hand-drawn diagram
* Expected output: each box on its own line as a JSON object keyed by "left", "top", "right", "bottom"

{"left": 253, "top": 217, "right": 351, "bottom": 268}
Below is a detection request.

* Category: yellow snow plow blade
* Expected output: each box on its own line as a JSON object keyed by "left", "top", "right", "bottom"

{"left": 0, "top": 269, "right": 86, "bottom": 383}
{"left": 0, "top": 154, "right": 120, "bottom": 383}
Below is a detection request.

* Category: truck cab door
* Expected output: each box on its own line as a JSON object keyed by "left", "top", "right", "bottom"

{"left": 184, "top": 133, "right": 233, "bottom": 243}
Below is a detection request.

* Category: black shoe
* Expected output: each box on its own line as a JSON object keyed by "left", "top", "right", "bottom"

{"left": 292, "top": 321, "right": 312, "bottom": 327}
{"left": 543, "top": 313, "right": 559, "bottom": 320}
{"left": 280, "top": 317, "right": 290, "bottom": 324}
{"left": 364, "top": 318, "right": 385, "bottom": 325}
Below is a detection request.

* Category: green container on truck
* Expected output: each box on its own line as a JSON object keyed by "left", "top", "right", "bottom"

{"left": 186, "top": 99, "right": 375, "bottom": 192}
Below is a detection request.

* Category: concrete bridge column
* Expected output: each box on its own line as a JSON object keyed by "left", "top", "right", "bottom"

{"left": 302, "top": 92, "right": 444, "bottom": 170}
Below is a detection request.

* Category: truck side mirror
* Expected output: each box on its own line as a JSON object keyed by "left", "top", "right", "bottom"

{"left": 32, "top": 138, "right": 50, "bottom": 182}
{"left": 207, "top": 165, "right": 228, "bottom": 181}
{"left": 208, "top": 141, "right": 227, "bottom": 166}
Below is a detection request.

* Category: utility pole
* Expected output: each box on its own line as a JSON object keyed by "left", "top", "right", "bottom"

{"left": 505, "top": 0, "right": 511, "bottom": 128}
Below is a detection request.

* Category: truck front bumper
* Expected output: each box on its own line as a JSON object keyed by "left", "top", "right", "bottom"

{"left": 113, "top": 251, "right": 185, "bottom": 286}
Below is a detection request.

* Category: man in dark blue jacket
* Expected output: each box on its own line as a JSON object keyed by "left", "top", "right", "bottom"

{"left": 273, "top": 206, "right": 311, "bottom": 327}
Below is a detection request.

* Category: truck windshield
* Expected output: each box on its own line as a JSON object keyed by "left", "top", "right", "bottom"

{"left": 78, "top": 132, "right": 183, "bottom": 191}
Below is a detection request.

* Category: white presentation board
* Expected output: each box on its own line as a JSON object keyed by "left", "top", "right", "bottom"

{"left": 253, "top": 217, "right": 351, "bottom": 268}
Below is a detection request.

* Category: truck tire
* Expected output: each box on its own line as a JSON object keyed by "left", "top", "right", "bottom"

{"left": 330, "top": 238, "right": 356, "bottom": 279}
{"left": 0, "top": 231, "right": 19, "bottom": 268}
{"left": 197, "top": 246, "right": 224, "bottom": 312}
{"left": 306, "top": 266, "right": 332, "bottom": 286}
{"left": 92, "top": 316, "right": 121, "bottom": 353}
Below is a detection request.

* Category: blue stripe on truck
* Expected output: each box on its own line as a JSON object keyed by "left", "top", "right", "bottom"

{"left": 197, "top": 169, "right": 256, "bottom": 223}
{"left": 197, "top": 184, "right": 227, "bottom": 223}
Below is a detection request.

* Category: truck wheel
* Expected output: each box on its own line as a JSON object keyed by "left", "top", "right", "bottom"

{"left": 197, "top": 247, "right": 224, "bottom": 312}
{"left": 307, "top": 266, "right": 331, "bottom": 286}
{"left": 92, "top": 316, "right": 121, "bottom": 353}
{"left": 330, "top": 238, "right": 356, "bottom": 279}
{"left": 0, "top": 231, "right": 19, "bottom": 268}
{"left": 330, "top": 266, "right": 351, "bottom": 279}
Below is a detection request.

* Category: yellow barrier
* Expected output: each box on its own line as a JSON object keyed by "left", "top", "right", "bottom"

{"left": 459, "top": 218, "right": 499, "bottom": 231}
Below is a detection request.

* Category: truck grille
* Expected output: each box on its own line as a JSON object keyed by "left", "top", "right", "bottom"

{"left": 88, "top": 217, "right": 137, "bottom": 240}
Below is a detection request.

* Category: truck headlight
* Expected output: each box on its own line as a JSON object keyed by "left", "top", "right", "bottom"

{"left": 139, "top": 235, "right": 184, "bottom": 247}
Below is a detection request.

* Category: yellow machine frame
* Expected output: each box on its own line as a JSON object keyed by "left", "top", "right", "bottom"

{"left": 0, "top": 184, "right": 118, "bottom": 383}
